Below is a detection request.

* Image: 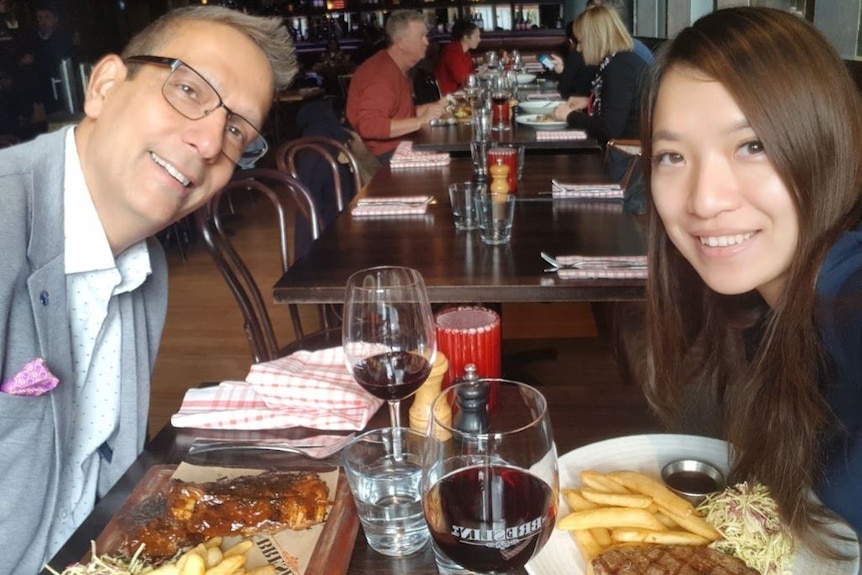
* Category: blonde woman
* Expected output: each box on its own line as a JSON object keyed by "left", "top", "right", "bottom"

{"left": 552, "top": 5, "right": 646, "bottom": 143}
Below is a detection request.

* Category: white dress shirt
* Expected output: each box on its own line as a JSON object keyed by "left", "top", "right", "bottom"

{"left": 46, "top": 127, "right": 152, "bottom": 556}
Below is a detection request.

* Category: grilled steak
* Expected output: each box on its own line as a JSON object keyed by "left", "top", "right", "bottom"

{"left": 121, "top": 471, "right": 331, "bottom": 559}
{"left": 591, "top": 544, "right": 762, "bottom": 575}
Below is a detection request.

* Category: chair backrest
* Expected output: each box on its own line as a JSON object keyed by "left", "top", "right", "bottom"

{"left": 195, "top": 169, "right": 322, "bottom": 363}
{"left": 277, "top": 136, "right": 363, "bottom": 217}
{"left": 605, "top": 139, "right": 645, "bottom": 215}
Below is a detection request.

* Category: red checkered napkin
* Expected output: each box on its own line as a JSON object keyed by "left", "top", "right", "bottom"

{"left": 535, "top": 129, "right": 588, "bottom": 141}
{"left": 555, "top": 255, "right": 648, "bottom": 280}
{"left": 389, "top": 141, "right": 450, "bottom": 169}
{"left": 350, "top": 195, "right": 432, "bottom": 217}
{"left": 551, "top": 181, "right": 623, "bottom": 200}
{"left": 171, "top": 347, "right": 384, "bottom": 431}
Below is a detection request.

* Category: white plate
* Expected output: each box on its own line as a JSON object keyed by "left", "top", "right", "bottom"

{"left": 526, "top": 434, "right": 860, "bottom": 575}
{"left": 518, "top": 100, "right": 562, "bottom": 114}
{"left": 516, "top": 114, "right": 568, "bottom": 130}
{"left": 516, "top": 73, "right": 537, "bottom": 84}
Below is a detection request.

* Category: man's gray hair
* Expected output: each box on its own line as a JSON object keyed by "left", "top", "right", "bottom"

{"left": 385, "top": 10, "right": 427, "bottom": 43}
{"left": 122, "top": 6, "right": 297, "bottom": 92}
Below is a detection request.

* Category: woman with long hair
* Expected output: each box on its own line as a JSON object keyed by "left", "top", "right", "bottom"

{"left": 642, "top": 7, "right": 862, "bottom": 553}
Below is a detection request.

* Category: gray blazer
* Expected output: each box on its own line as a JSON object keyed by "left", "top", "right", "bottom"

{"left": 0, "top": 129, "right": 168, "bottom": 575}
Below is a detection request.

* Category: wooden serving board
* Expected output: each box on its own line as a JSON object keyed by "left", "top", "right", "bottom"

{"left": 93, "top": 464, "right": 359, "bottom": 575}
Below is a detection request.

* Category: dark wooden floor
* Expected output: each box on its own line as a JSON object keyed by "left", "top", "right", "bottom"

{"left": 149, "top": 198, "right": 663, "bottom": 447}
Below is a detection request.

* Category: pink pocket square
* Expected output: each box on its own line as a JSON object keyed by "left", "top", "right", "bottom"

{"left": 1, "top": 358, "right": 59, "bottom": 396}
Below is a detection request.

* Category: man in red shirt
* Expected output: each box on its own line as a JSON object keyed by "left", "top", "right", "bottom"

{"left": 346, "top": 10, "right": 445, "bottom": 160}
{"left": 434, "top": 20, "right": 480, "bottom": 96}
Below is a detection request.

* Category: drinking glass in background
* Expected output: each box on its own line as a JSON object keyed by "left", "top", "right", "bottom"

{"left": 485, "top": 50, "right": 499, "bottom": 70}
{"left": 342, "top": 266, "right": 436, "bottom": 429}
{"left": 421, "top": 379, "right": 559, "bottom": 575}
{"left": 489, "top": 74, "right": 511, "bottom": 132}
{"left": 475, "top": 193, "right": 516, "bottom": 245}
{"left": 343, "top": 427, "right": 429, "bottom": 556}
{"left": 471, "top": 108, "right": 492, "bottom": 141}
{"left": 448, "top": 182, "right": 480, "bottom": 231}
{"left": 486, "top": 146, "right": 521, "bottom": 193}
{"left": 434, "top": 306, "right": 501, "bottom": 389}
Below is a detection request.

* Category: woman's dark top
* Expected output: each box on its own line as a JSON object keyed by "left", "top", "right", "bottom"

{"left": 564, "top": 50, "right": 646, "bottom": 144}
{"left": 814, "top": 221, "right": 862, "bottom": 536}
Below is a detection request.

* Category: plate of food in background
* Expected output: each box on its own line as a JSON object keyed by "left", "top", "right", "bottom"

{"left": 526, "top": 434, "right": 859, "bottom": 575}
{"left": 516, "top": 114, "right": 567, "bottom": 130}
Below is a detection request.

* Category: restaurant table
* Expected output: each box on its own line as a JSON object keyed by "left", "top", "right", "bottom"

{"left": 43, "top": 365, "right": 663, "bottom": 575}
{"left": 273, "top": 154, "right": 646, "bottom": 306}
{"left": 411, "top": 118, "right": 600, "bottom": 154}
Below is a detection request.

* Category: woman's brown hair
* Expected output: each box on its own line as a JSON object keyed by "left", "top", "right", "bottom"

{"left": 640, "top": 7, "right": 862, "bottom": 555}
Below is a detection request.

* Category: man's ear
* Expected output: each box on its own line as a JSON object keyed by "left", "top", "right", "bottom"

{"left": 82, "top": 54, "right": 128, "bottom": 119}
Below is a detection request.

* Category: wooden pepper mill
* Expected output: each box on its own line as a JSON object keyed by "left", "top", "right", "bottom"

{"left": 409, "top": 352, "right": 452, "bottom": 436}
{"left": 489, "top": 161, "right": 510, "bottom": 197}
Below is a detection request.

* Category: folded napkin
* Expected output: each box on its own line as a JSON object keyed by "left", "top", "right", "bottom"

{"left": 171, "top": 347, "right": 384, "bottom": 431}
{"left": 535, "top": 129, "right": 588, "bottom": 141}
{"left": 551, "top": 181, "right": 624, "bottom": 200}
{"left": 555, "top": 254, "right": 648, "bottom": 280}
{"left": 390, "top": 141, "right": 450, "bottom": 169}
{"left": 350, "top": 195, "right": 432, "bottom": 217}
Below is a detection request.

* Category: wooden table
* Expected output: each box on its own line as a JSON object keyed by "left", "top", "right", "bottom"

{"left": 412, "top": 119, "right": 600, "bottom": 153}
{"left": 43, "top": 354, "right": 662, "bottom": 575}
{"left": 273, "top": 154, "right": 646, "bottom": 306}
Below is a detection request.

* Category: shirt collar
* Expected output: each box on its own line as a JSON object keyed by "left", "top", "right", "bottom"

{"left": 63, "top": 127, "right": 151, "bottom": 291}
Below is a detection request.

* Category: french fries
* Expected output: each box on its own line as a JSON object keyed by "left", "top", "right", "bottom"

{"left": 145, "top": 536, "right": 265, "bottom": 575}
{"left": 559, "top": 469, "right": 721, "bottom": 565}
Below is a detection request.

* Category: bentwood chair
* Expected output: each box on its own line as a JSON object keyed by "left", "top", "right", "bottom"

{"left": 196, "top": 169, "right": 341, "bottom": 363}
{"left": 277, "top": 135, "right": 363, "bottom": 222}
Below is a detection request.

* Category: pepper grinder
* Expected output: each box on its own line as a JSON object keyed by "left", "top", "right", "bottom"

{"left": 452, "top": 364, "right": 489, "bottom": 434}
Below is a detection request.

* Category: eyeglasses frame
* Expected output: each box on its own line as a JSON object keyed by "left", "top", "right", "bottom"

{"left": 125, "top": 55, "right": 268, "bottom": 168}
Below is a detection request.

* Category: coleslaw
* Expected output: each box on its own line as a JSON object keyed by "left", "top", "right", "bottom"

{"left": 697, "top": 482, "right": 796, "bottom": 575}
{"left": 45, "top": 543, "right": 154, "bottom": 575}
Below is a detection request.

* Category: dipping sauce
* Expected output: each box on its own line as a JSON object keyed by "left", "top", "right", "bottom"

{"left": 660, "top": 459, "right": 725, "bottom": 505}
{"left": 664, "top": 470, "right": 720, "bottom": 494}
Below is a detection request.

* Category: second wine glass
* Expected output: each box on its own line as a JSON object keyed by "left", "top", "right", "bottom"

{"left": 342, "top": 266, "right": 436, "bottom": 429}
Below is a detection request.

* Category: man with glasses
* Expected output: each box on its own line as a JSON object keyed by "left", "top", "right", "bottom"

{"left": 0, "top": 7, "right": 296, "bottom": 575}
{"left": 346, "top": 10, "right": 446, "bottom": 162}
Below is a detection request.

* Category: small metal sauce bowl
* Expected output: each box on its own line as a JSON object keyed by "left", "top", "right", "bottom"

{"left": 660, "top": 459, "right": 725, "bottom": 506}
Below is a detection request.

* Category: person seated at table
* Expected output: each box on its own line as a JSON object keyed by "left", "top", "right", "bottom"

{"left": 549, "top": 0, "right": 654, "bottom": 101}
{"left": 0, "top": 7, "right": 297, "bottom": 575}
{"left": 552, "top": 5, "right": 646, "bottom": 144}
{"left": 434, "top": 19, "right": 480, "bottom": 96}
{"left": 643, "top": 6, "right": 862, "bottom": 549}
{"left": 346, "top": 9, "right": 446, "bottom": 162}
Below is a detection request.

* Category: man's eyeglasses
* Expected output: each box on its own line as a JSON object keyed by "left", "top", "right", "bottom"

{"left": 125, "top": 55, "right": 267, "bottom": 169}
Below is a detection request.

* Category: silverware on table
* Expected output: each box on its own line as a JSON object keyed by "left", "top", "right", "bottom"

{"left": 187, "top": 433, "right": 356, "bottom": 459}
{"left": 540, "top": 251, "right": 647, "bottom": 272}
{"left": 356, "top": 197, "right": 436, "bottom": 208}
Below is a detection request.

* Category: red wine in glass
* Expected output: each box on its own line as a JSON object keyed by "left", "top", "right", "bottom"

{"left": 425, "top": 464, "right": 556, "bottom": 573}
{"left": 351, "top": 350, "right": 432, "bottom": 401}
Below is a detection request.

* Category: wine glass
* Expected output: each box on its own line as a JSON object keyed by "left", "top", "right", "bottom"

{"left": 421, "top": 378, "right": 559, "bottom": 574}
{"left": 342, "top": 266, "right": 436, "bottom": 429}
{"left": 489, "top": 74, "right": 512, "bottom": 132}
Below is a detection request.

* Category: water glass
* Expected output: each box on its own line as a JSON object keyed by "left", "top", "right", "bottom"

{"left": 471, "top": 108, "right": 491, "bottom": 141}
{"left": 470, "top": 140, "right": 490, "bottom": 180}
{"left": 448, "top": 182, "right": 479, "bottom": 231}
{"left": 342, "top": 427, "right": 429, "bottom": 557}
{"left": 475, "top": 193, "right": 516, "bottom": 245}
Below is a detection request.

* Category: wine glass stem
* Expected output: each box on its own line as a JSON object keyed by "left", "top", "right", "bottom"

{"left": 388, "top": 400, "right": 404, "bottom": 461}
{"left": 388, "top": 399, "right": 402, "bottom": 428}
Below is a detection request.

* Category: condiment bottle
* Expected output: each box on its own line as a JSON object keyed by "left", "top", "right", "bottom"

{"left": 409, "top": 352, "right": 451, "bottom": 435}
